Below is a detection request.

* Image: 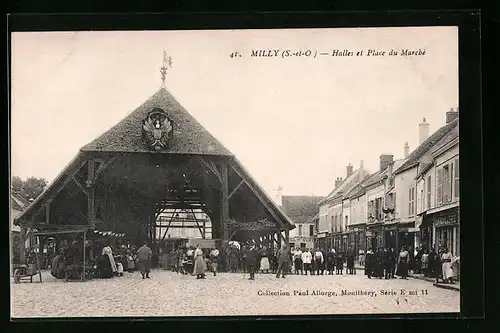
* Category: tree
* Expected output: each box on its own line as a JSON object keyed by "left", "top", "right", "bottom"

{"left": 11, "top": 176, "right": 23, "bottom": 193}
{"left": 11, "top": 176, "right": 48, "bottom": 201}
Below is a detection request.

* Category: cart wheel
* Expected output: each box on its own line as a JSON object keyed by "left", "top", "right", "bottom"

{"left": 14, "top": 269, "right": 21, "bottom": 283}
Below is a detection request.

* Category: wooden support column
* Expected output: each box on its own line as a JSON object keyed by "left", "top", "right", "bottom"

{"left": 38, "top": 237, "right": 44, "bottom": 258}
{"left": 19, "top": 227, "right": 26, "bottom": 264}
{"left": 87, "top": 160, "right": 95, "bottom": 228}
{"left": 82, "top": 230, "right": 86, "bottom": 282}
{"left": 221, "top": 161, "right": 229, "bottom": 241}
{"left": 285, "top": 229, "right": 290, "bottom": 248}
{"left": 270, "top": 234, "right": 275, "bottom": 253}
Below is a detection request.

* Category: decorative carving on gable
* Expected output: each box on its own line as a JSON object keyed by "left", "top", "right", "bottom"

{"left": 142, "top": 108, "right": 174, "bottom": 151}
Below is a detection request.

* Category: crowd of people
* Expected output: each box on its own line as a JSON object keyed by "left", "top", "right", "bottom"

{"left": 47, "top": 236, "right": 458, "bottom": 285}
{"left": 361, "top": 245, "right": 459, "bottom": 284}
{"left": 50, "top": 238, "right": 155, "bottom": 281}
{"left": 159, "top": 242, "right": 295, "bottom": 279}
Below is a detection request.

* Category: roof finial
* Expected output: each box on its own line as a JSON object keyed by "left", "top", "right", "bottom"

{"left": 160, "top": 49, "right": 172, "bottom": 88}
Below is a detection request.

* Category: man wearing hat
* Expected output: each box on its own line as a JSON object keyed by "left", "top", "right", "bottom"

{"left": 246, "top": 243, "right": 259, "bottom": 280}
{"left": 137, "top": 241, "right": 153, "bottom": 279}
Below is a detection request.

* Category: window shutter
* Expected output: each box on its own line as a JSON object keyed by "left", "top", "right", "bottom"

{"left": 454, "top": 158, "right": 460, "bottom": 198}
{"left": 427, "top": 175, "right": 432, "bottom": 209}
{"left": 436, "top": 168, "right": 443, "bottom": 205}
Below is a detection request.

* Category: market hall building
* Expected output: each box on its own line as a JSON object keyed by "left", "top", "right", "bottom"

{"left": 14, "top": 85, "right": 295, "bottom": 262}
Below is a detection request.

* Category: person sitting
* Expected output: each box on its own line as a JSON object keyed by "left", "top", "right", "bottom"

{"left": 50, "top": 253, "right": 66, "bottom": 279}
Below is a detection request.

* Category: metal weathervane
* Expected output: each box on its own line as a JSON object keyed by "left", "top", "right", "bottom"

{"left": 160, "top": 49, "right": 173, "bottom": 88}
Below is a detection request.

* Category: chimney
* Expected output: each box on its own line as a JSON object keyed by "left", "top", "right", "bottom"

{"left": 335, "top": 177, "right": 343, "bottom": 188}
{"left": 419, "top": 118, "right": 430, "bottom": 145}
{"left": 346, "top": 164, "right": 353, "bottom": 178}
{"left": 379, "top": 154, "right": 394, "bottom": 173}
{"left": 359, "top": 160, "right": 364, "bottom": 181}
{"left": 274, "top": 186, "right": 283, "bottom": 207}
{"left": 446, "top": 107, "right": 459, "bottom": 124}
{"left": 404, "top": 142, "right": 410, "bottom": 158}
{"left": 387, "top": 162, "right": 393, "bottom": 180}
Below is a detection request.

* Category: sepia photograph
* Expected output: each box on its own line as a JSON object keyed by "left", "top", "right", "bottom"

{"left": 10, "top": 27, "right": 460, "bottom": 318}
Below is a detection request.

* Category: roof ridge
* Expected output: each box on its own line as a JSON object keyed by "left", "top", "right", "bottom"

{"left": 81, "top": 87, "right": 233, "bottom": 156}
{"left": 394, "top": 118, "right": 458, "bottom": 174}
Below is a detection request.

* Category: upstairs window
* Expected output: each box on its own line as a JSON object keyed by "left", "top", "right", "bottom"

{"left": 437, "top": 168, "right": 443, "bottom": 206}
{"left": 442, "top": 164, "right": 451, "bottom": 203}
{"left": 408, "top": 186, "right": 415, "bottom": 216}
{"left": 298, "top": 224, "right": 302, "bottom": 236}
{"left": 454, "top": 158, "right": 459, "bottom": 198}
{"left": 375, "top": 197, "right": 382, "bottom": 220}
{"left": 309, "top": 224, "right": 314, "bottom": 236}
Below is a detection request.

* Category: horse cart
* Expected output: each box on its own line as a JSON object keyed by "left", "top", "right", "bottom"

{"left": 13, "top": 263, "right": 42, "bottom": 284}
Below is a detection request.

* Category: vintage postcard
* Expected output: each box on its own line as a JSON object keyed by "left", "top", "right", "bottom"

{"left": 10, "top": 27, "right": 460, "bottom": 318}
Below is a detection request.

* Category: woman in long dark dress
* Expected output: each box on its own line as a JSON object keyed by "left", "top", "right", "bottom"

{"left": 396, "top": 246, "right": 409, "bottom": 279}
{"left": 97, "top": 254, "right": 113, "bottom": 278}
{"left": 335, "top": 252, "right": 344, "bottom": 275}
{"left": 346, "top": 251, "right": 355, "bottom": 275}
{"left": 374, "top": 248, "right": 385, "bottom": 278}
{"left": 364, "top": 249, "right": 374, "bottom": 278}
{"left": 326, "top": 250, "right": 335, "bottom": 275}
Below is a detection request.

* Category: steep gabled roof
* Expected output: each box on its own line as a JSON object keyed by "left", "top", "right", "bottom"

{"left": 281, "top": 195, "right": 324, "bottom": 224}
{"left": 395, "top": 118, "right": 458, "bottom": 174}
{"left": 81, "top": 88, "right": 233, "bottom": 156}
{"left": 16, "top": 87, "right": 294, "bottom": 233}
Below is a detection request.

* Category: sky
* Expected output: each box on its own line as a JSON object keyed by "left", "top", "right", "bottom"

{"left": 10, "top": 27, "right": 458, "bottom": 198}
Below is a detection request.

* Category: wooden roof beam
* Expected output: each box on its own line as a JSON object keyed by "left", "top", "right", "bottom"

{"left": 229, "top": 163, "right": 286, "bottom": 231}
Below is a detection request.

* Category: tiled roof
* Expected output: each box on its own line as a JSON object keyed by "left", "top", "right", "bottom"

{"left": 11, "top": 197, "right": 24, "bottom": 211}
{"left": 416, "top": 161, "right": 434, "bottom": 179}
{"left": 319, "top": 168, "right": 372, "bottom": 205}
{"left": 430, "top": 121, "right": 459, "bottom": 156}
{"left": 345, "top": 171, "right": 379, "bottom": 199}
{"left": 345, "top": 157, "right": 407, "bottom": 198}
{"left": 281, "top": 195, "right": 324, "bottom": 224}
{"left": 11, "top": 193, "right": 29, "bottom": 211}
{"left": 81, "top": 88, "right": 233, "bottom": 156}
{"left": 395, "top": 118, "right": 458, "bottom": 174}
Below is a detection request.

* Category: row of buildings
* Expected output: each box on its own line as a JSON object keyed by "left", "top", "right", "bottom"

{"left": 279, "top": 108, "right": 459, "bottom": 256}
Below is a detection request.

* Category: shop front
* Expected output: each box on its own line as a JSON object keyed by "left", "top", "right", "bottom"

{"left": 315, "top": 232, "right": 328, "bottom": 252}
{"left": 383, "top": 223, "right": 398, "bottom": 250}
{"left": 418, "top": 213, "right": 433, "bottom": 250}
{"left": 397, "top": 228, "right": 415, "bottom": 250}
{"left": 431, "top": 207, "right": 459, "bottom": 256}
{"left": 332, "top": 232, "right": 342, "bottom": 251}
{"left": 366, "top": 222, "right": 384, "bottom": 251}
{"left": 347, "top": 224, "right": 366, "bottom": 254}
